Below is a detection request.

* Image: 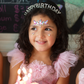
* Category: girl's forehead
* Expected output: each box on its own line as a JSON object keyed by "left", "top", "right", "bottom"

{"left": 29, "top": 14, "right": 57, "bottom": 29}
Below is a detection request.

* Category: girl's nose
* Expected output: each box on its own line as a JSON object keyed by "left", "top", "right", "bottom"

{"left": 37, "top": 30, "right": 44, "bottom": 38}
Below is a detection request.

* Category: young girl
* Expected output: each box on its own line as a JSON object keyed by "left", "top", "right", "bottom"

{"left": 7, "top": 0, "right": 78, "bottom": 84}
{"left": 76, "top": 26, "right": 84, "bottom": 84}
{"left": 0, "top": 52, "right": 3, "bottom": 84}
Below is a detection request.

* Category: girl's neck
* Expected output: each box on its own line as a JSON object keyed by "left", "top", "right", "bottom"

{"left": 32, "top": 48, "right": 51, "bottom": 58}
{"left": 30, "top": 49, "right": 52, "bottom": 65}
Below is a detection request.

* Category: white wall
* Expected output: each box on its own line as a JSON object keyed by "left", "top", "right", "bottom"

{"left": 68, "top": 34, "right": 79, "bottom": 51}
{"left": 0, "top": 33, "right": 18, "bottom": 56}
{"left": 0, "top": 33, "right": 79, "bottom": 56}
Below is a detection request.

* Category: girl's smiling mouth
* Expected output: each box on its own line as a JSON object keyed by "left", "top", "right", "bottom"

{"left": 36, "top": 41, "right": 47, "bottom": 45}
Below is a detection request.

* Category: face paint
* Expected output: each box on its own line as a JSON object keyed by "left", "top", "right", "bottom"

{"left": 32, "top": 33, "right": 34, "bottom": 35}
{"left": 48, "top": 34, "right": 50, "bottom": 36}
{"left": 33, "top": 19, "right": 48, "bottom": 28}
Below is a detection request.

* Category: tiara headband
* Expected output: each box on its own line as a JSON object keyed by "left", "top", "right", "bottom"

{"left": 24, "top": 3, "right": 61, "bottom": 15}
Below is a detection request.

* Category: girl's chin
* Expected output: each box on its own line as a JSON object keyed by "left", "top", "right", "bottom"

{"left": 35, "top": 48, "right": 50, "bottom": 52}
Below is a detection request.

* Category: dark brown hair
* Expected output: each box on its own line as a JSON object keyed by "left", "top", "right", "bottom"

{"left": 76, "top": 26, "right": 84, "bottom": 61}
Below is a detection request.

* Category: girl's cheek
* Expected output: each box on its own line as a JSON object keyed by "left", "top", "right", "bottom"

{"left": 49, "top": 34, "right": 57, "bottom": 40}
{"left": 49, "top": 36, "right": 55, "bottom": 41}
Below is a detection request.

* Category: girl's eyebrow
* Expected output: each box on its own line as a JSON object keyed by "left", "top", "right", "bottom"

{"left": 30, "top": 25, "right": 55, "bottom": 29}
{"left": 45, "top": 25, "right": 55, "bottom": 29}
{"left": 29, "top": 25, "right": 37, "bottom": 28}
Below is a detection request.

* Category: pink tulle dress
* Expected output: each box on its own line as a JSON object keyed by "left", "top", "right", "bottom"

{"left": 79, "top": 68, "right": 84, "bottom": 84}
{"left": 7, "top": 43, "right": 78, "bottom": 84}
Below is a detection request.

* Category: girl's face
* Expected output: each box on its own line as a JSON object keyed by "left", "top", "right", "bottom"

{"left": 29, "top": 14, "right": 57, "bottom": 52}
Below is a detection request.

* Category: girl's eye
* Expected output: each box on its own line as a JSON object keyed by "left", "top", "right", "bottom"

{"left": 31, "top": 27, "right": 37, "bottom": 30}
{"left": 45, "top": 28, "right": 52, "bottom": 31}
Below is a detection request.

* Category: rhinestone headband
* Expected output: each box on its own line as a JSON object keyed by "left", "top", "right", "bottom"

{"left": 24, "top": 3, "right": 61, "bottom": 15}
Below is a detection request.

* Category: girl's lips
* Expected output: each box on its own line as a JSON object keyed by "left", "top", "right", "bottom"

{"left": 36, "top": 41, "right": 47, "bottom": 45}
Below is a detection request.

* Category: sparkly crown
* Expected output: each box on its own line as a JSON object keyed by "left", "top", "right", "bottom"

{"left": 24, "top": 3, "right": 61, "bottom": 15}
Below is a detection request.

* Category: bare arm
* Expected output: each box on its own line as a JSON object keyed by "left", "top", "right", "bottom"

{"left": 56, "top": 69, "right": 71, "bottom": 84}
{"left": 0, "top": 52, "right": 3, "bottom": 84}
{"left": 76, "top": 72, "right": 79, "bottom": 84}
{"left": 8, "top": 57, "right": 23, "bottom": 84}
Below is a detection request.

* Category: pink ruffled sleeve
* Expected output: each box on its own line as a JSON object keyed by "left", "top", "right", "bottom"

{"left": 7, "top": 43, "right": 25, "bottom": 68}
{"left": 53, "top": 51, "right": 79, "bottom": 78}
{"left": 79, "top": 68, "right": 84, "bottom": 84}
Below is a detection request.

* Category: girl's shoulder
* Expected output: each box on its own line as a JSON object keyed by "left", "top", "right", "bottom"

{"left": 7, "top": 43, "right": 25, "bottom": 68}
{"left": 54, "top": 51, "right": 79, "bottom": 65}
{"left": 53, "top": 51, "right": 79, "bottom": 78}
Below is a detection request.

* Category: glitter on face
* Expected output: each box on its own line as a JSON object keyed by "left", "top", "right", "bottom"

{"left": 33, "top": 19, "right": 48, "bottom": 28}
{"left": 32, "top": 33, "right": 34, "bottom": 35}
{"left": 48, "top": 34, "right": 50, "bottom": 36}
